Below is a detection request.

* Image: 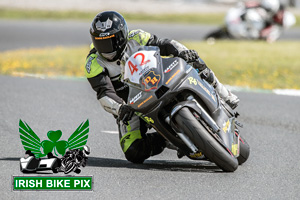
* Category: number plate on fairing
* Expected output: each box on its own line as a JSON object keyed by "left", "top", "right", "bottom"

{"left": 124, "top": 50, "right": 158, "bottom": 84}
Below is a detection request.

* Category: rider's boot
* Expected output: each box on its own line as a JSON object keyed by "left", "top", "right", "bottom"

{"left": 146, "top": 132, "right": 167, "bottom": 156}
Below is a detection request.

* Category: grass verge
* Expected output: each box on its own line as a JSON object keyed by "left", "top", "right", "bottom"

{"left": 0, "top": 41, "right": 299, "bottom": 90}
{"left": 186, "top": 40, "right": 300, "bottom": 90}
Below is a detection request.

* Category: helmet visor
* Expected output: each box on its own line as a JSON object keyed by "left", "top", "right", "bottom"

{"left": 92, "top": 31, "right": 126, "bottom": 54}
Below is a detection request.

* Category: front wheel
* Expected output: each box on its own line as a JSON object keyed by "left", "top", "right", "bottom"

{"left": 174, "top": 107, "right": 238, "bottom": 172}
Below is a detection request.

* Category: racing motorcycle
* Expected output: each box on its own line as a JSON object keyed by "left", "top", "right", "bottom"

{"left": 60, "top": 146, "right": 90, "bottom": 174}
{"left": 205, "top": 4, "right": 296, "bottom": 42}
{"left": 123, "top": 46, "right": 250, "bottom": 172}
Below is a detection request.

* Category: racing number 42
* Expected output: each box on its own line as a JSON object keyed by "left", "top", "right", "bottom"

{"left": 128, "top": 61, "right": 138, "bottom": 75}
{"left": 128, "top": 53, "right": 150, "bottom": 75}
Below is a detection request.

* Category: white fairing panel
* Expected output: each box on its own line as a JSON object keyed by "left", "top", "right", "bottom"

{"left": 124, "top": 50, "right": 158, "bottom": 84}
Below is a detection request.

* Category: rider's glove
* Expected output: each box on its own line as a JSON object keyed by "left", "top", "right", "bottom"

{"left": 178, "top": 49, "right": 199, "bottom": 63}
{"left": 118, "top": 104, "right": 135, "bottom": 125}
{"left": 179, "top": 50, "right": 208, "bottom": 72}
{"left": 193, "top": 57, "right": 208, "bottom": 72}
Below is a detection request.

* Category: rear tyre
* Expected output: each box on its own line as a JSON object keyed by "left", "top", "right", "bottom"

{"left": 237, "top": 136, "right": 250, "bottom": 165}
{"left": 174, "top": 107, "right": 238, "bottom": 172}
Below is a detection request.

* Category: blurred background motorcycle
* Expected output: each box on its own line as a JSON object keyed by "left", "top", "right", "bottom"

{"left": 205, "top": 0, "right": 296, "bottom": 42}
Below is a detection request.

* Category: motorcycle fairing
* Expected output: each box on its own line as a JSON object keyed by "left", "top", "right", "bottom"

{"left": 124, "top": 47, "right": 239, "bottom": 156}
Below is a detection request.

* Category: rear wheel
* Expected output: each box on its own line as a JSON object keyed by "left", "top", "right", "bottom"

{"left": 237, "top": 135, "right": 250, "bottom": 165}
{"left": 174, "top": 107, "right": 238, "bottom": 172}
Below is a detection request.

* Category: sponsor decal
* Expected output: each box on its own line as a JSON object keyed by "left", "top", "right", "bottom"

{"left": 95, "top": 18, "right": 113, "bottom": 31}
{"left": 196, "top": 79, "right": 216, "bottom": 102}
{"left": 166, "top": 69, "right": 180, "bottom": 85}
{"left": 85, "top": 56, "right": 94, "bottom": 74}
{"left": 99, "top": 32, "right": 110, "bottom": 37}
{"left": 115, "top": 84, "right": 128, "bottom": 92}
{"left": 128, "top": 30, "right": 140, "bottom": 38}
{"left": 222, "top": 120, "right": 230, "bottom": 133}
{"left": 130, "top": 92, "right": 142, "bottom": 104}
{"left": 187, "top": 77, "right": 197, "bottom": 86}
{"left": 142, "top": 71, "right": 161, "bottom": 91}
{"left": 139, "top": 66, "right": 151, "bottom": 76}
{"left": 95, "top": 34, "right": 115, "bottom": 40}
{"left": 138, "top": 95, "right": 153, "bottom": 108}
{"left": 231, "top": 144, "right": 239, "bottom": 156}
{"left": 164, "top": 59, "right": 179, "bottom": 73}
{"left": 189, "top": 152, "right": 203, "bottom": 159}
{"left": 188, "top": 76, "right": 216, "bottom": 102}
{"left": 144, "top": 116, "right": 154, "bottom": 124}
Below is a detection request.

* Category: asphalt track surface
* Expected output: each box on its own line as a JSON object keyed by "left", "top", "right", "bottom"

{"left": 1, "top": 19, "right": 300, "bottom": 199}
{"left": 1, "top": 75, "right": 300, "bottom": 199}
{"left": 0, "top": 19, "right": 300, "bottom": 51}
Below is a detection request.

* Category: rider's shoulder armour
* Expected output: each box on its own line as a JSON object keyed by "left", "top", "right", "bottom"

{"left": 85, "top": 48, "right": 104, "bottom": 79}
{"left": 128, "top": 29, "right": 151, "bottom": 46}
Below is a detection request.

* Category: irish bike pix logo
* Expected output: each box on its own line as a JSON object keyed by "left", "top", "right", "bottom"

{"left": 14, "top": 119, "right": 93, "bottom": 191}
{"left": 19, "top": 119, "right": 89, "bottom": 158}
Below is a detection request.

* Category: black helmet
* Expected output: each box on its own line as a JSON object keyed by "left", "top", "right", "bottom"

{"left": 90, "top": 11, "right": 128, "bottom": 61}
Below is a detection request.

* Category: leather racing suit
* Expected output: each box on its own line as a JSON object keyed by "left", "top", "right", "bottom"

{"left": 85, "top": 29, "right": 206, "bottom": 163}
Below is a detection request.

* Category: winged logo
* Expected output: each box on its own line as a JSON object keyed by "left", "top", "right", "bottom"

{"left": 19, "top": 119, "right": 89, "bottom": 158}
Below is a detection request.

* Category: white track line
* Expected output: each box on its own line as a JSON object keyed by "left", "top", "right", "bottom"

{"left": 273, "top": 89, "right": 300, "bottom": 97}
{"left": 12, "top": 73, "right": 300, "bottom": 97}
{"left": 101, "top": 130, "right": 119, "bottom": 134}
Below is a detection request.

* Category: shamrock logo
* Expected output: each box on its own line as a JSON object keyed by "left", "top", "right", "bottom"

{"left": 41, "top": 130, "right": 68, "bottom": 156}
{"left": 19, "top": 120, "right": 89, "bottom": 158}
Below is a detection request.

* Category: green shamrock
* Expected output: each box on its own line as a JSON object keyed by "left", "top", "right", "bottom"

{"left": 19, "top": 119, "right": 89, "bottom": 158}
{"left": 41, "top": 130, "right": 68, "bottom": 156}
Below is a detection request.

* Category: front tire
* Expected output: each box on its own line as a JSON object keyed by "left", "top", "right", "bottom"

{"left": 174, "top": 107, "right": 238, "bottom": 172}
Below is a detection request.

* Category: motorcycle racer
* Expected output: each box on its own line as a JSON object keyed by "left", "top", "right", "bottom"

{"left": 85, "top": 11, "right": 239, "bottom": 164}
{"left": 226, "top": 0, "right": 295, "bottom": 42}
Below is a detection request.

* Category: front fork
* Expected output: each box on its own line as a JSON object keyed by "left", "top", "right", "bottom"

{"left": 164, "top": 95, "right": 220, "bottom": 159}
{"left": 165, "top": 95, "right": 240, "bottom": 159}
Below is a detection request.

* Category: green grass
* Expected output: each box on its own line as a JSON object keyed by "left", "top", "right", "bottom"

{"left": 185, "top": 40, "right": 300, "bottom": 89}
{"left": 0, "top": 46, "right": 90, "bottom": 77}
{"left": 0, "top": 41, "right": 299, "bottom": 90}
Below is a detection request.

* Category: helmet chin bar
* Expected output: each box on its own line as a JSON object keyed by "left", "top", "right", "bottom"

{"left": 102, "top": 51, "right": 117, "bottom": 60}
{"left": 102, "top": 43, "right": 127, "bottom": 62}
